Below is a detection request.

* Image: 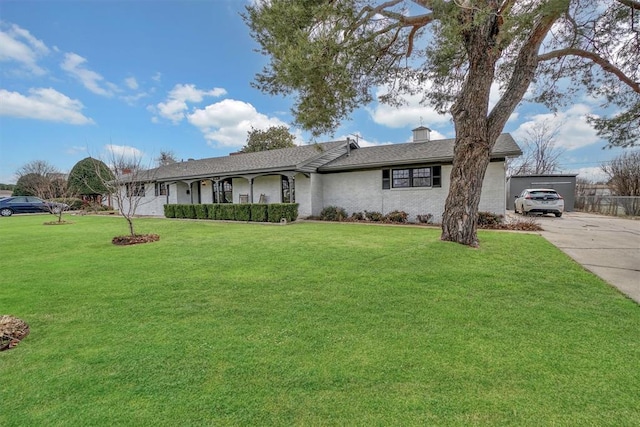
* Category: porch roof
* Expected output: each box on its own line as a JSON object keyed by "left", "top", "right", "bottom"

{"left": 318, "top": 133, "right": 522, "bottom": 172}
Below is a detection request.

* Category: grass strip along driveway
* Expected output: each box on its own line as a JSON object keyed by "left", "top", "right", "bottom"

{"left": 1, "top": 215, "right": 638, "bottom": 426}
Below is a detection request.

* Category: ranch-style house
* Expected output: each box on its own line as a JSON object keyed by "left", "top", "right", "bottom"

{"left": 117, "top": 127, "right": 522, "bottom": 222}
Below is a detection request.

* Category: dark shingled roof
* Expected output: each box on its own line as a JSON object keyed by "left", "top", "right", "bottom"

{"left": 319, "top": 134, "right": 521, "bottom": 172}
{"left": 135, "top": 134, "right": 520, "bottom": 182}
{"left": 150, "top": 140, "right": 348, "bottom": 181}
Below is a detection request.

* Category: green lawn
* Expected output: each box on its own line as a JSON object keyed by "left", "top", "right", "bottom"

{"left": 1, "top": 215, "right": 638, "bottom": 426}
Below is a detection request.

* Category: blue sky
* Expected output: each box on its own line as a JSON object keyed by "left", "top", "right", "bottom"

{"left": 0, "top": 0, "right": 634, "bottom": 184}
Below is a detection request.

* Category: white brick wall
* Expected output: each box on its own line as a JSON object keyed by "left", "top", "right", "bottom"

{"left": 478, "top": 161, "right": 507, "bottom": 215}
{"left": 318, "top": 162, "right": 507, "bottom": 222}
{"left": 113, "top": 183, "right": 167, "bottom": 217}
{"left": 320, "top": 169, "right": 448, "bottom": 222}
{"left": 251, "top": 175, "right": 281, "bottom": 203}
{"left": 295, "top": 173, "right": 312, "bottom": 217}
{"left": 128, "top": 161, "right": 507, "bottom": 220}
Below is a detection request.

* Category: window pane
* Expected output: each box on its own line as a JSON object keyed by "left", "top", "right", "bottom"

{"left": 412, "top": 168, "right": 431, "bottom": 187}
{"left": 382, "top": 169, "right": 390, "bottom": 189}
{"left": 392, "top": 169, "right": 410, "bottom": 188}
{"left": 223, "top": 179, "right": 232, "bottom": 203}
{"left": 433, "top": 166, "right": 441, "bottom": 187}
{"left": 282, "top": 177, "right": 290, "bottom": 202}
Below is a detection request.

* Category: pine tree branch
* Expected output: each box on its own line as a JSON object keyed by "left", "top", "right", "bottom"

{"left": 617, "top": 0, "right": 640, "bottom": 11}
{"left": 538, "top": 48, "right": 640, "bottom": 94}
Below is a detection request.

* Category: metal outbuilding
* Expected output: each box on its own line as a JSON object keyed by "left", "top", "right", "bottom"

{"left": 507, "top": 174, "right": 578, "bottom": 212}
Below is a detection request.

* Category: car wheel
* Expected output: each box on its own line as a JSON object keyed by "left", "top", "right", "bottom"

{"left": 555, "top": 212, "right": 562, "bottom": 218}
{"left": 0, "top": 208, "right": 13, "bottom": 217}
{"left": 522, "top": 208, "right": 527, "bottom": 216}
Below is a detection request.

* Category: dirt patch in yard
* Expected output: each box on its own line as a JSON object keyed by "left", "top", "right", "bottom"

{"left": 0, "top": 315, "right": 30, "bottom": 351}
{"left": 112, "top": 234, "right": 160, "bottom": 246}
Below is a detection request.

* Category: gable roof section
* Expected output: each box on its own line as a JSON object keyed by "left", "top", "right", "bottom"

{"left": 151, "top": 140, "right": 350, "bottom": 181}
{"left": 136, "top": 134, "right": 520, "bottom": 182}
{"left": 318, "top": 134, "right": 522, "bottom": 172}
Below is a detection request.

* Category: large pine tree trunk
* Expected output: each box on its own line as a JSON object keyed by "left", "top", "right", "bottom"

{"left": 441, "top": 132, "right": 492, "bottom": 247}
{"left": 440, "top": 9, "right": 499, "bottom": 247}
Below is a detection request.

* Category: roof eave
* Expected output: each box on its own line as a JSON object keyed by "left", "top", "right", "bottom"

{"left": 317, "top": 149, "right": 521, "bottom": 173}
{"left": 158, "top": 165, "right": 303, "bottom": 182}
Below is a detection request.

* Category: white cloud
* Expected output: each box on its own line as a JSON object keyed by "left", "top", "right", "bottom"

{"left": 121, "top": 92, "right": 148, "bottom": 105}
{"left": 61, "top": 52, "right": 116, "bottom": 97}
{"left": 152, "top": 72, "right": 162, "bottom": 83}
{"left": 66, "top": 146, "right": 88, "bottom": 155}
{"left": 0, "top": 88, "right": 94, "bottom": 125}
{"left": 368, "top": 87, "right": 451, "bottom": 128}
{"left": 0, "top": 22, "right": 49, "bottom": 75}
{"left": 154, "top": 84, "right": 227, "bottom": 123}
{"left": 512, "top": 104, "right": 601, "bottom": 151}
{"left": 569, "top": 166, "right": 608, "bottom": 183}
{"left": 104, "top": 144, "right": 144, "bottom": 160}
{"left": 124, "top": 77, "right": 138, "bottom": 90}
{"left": 187, "top": 99, "right": 289, "bottom": 147}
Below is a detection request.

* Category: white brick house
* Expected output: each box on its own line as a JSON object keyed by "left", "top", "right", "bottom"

{"left": 119, "top": 129, "right": 521, "bottom": 222}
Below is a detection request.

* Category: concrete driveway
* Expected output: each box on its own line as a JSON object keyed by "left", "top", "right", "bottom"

{"left": 520, "top": 211, "right": 640, "bottom": 304}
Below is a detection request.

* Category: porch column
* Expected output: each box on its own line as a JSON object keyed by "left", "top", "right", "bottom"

{"left": 213, "top": 180, "right": 220, "bottom": 203}
{"left": 288, "top": 175, "right": 295, "bottom": 203}
{"left": 249, "top": 178, "right": 254, "bottom": 203}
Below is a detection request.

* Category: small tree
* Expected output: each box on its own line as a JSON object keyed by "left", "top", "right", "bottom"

{"left": 602, "top": 151, "right": 640, "bottom": 215}
{"left": 91, "top": 149, "right": 158, "bottom": 240}
{"left": 14, "top": 160, "right": 76, "bottom": 223}
{"left": 13, "top": 161, "right": 59, "bottom": 196}
{"left": 156, "top": 150, "right": 178, "bottom": 166}
{"left": 35, "top": 174, "right": 77, "bottom": 223}
{"left": 240, "top": 125, "right": 296, "bottom": 153}
{"left": 509, "top": 120, "right": 565, "bottom": 176}
{"left": 13, "top": 173, "right": 48, "bottom": 196}
{"left": 16, "top": 160, "right": 58, "bottom": 179}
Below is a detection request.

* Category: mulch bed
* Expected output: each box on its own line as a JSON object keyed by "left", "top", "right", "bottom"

{"left": 0, "top": 315, "right": 30, "bottom": 351}
{"left": 43, "top": 221, "right": 73, "bottom": 225}
{"left": 112, "top": 234, "right": 160, "bottom": 246}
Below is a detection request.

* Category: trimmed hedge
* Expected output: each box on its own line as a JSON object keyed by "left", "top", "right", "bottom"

{"left": 235, "top": 204, "right": 251, "bottom": 222}
{"left": 268, "top": 203, "right": 299, "bottom": 223}
{"left": 195, "top": 204, "right": 208, "bottom": 219}
{"left": 164, "top": 204, "right": 176, "bottom": 218}
{"left": 250, "top": 204, "right": 268, "bottom": 222}
{"left": 176, "top": 204, "right": 195, "bottom": 219}
{"left": 217, "top": 204, "right": 235, "bottom": 220}
{"left": 207, "top": 204, "right": 218, "bottom": 220}
{"left": 165, "top": 203, "right": 298, "bottom": 223}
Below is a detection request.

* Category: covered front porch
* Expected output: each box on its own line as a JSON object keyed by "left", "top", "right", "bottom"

{"left": 166, "top": 171, "right": 302, "bottom": 206}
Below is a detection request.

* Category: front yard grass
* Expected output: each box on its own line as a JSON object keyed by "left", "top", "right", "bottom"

{"left": 1, "top": 215, "right": 638, "bottom": 426}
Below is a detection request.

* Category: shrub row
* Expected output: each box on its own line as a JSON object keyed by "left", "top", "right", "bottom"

{"left": 318, "top": 206, "right": 423, "bottom": 224}
{"left": 317, "top": 206, "right": 541, "bottom": 231}
{"left": 164, "top": 203, "right": 298, "bottom": 223}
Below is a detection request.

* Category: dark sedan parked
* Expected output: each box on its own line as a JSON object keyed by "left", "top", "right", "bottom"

{"left": 0, "top": 196, "right": 69, "bottom": 217}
